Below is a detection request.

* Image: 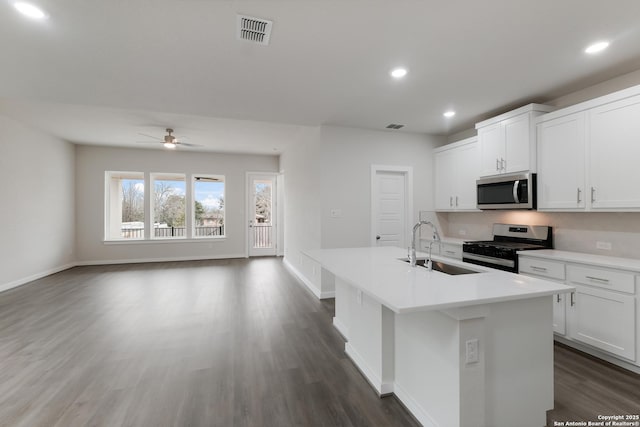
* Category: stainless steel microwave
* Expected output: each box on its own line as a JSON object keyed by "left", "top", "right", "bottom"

{"left": 476, "top": 173, "right": 536, "bottom": 210}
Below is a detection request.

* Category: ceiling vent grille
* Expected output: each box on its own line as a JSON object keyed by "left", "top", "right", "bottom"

{"left": 237, "top": 15, "right": 273, "bottom": 45}
{"left": 386, "top": 124, "right": 405, "bottom": 130}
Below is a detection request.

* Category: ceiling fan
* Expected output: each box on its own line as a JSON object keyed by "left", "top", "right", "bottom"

{"left": 137, "top": 128, "right": 202, "bottom": 149}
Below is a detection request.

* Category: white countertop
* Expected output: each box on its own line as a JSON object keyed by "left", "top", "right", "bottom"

{"left": 517, "top": 249, "right": 640, "bottom": 273}
{"left": 304, "top": 246, "right": 573, "bottom": 313}
{"left": 420, "top": 236, "right": 467, "bottom": 245}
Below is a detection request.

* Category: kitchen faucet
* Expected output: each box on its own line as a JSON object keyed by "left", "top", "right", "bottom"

{"left": 409, "top": 220, "right": 441, "bottom": 271}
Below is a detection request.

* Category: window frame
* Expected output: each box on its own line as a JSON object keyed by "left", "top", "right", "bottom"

{"left": 104, "top": 171, "right": 146, "bottom": 241}
{"left": 150, "top": 172, "right": 188, "bottom": 240}
{"left": 192, "top": 174, "right": 226, "bottom": 239}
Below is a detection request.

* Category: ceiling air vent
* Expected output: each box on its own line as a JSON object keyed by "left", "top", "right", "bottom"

{"left": 237, "top": 15, "right": 273, "bottom": 46}
{"left": 386, "top": 124, "right": 405, "bottom": 130}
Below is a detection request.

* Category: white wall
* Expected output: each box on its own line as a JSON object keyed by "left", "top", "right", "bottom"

{"left": 319, "top": 126, "right": 442, "bottom": 249}
{"left": 75, "top": 145, "right": 278, "bottom": 264}
{"left": 281, "top": 125, "right": 444, "bottom": 297}
{"left": 0, "top": 115, "right": 76, "bottom": 291}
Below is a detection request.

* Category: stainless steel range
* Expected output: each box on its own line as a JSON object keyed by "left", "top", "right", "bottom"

{"left": 462, "top": 224, "right": 553, "bottom": 273}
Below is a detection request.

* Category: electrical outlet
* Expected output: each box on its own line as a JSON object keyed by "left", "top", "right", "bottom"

{"left": 465, "top": 339, "right": 479, "bottom": 364}
{"left": 596, "top": 241, "right": 612, "bottom": 251}
{"left": 330, "top": 209, "right": 342, "bottom": 218}
{"left": 459, "top": 229, "right": 467, "bottom": 236}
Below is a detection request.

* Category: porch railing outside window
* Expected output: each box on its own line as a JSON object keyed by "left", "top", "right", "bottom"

{"left": 120, "top": 226, "right": 224, "bottom": 239}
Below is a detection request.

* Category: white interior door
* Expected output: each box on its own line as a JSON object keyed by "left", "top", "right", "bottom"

{"left": 248, "top": 173, "right": 277, "bottom": 257}
{"left": 371, "top": 168, "right": 410, "bottom": 249}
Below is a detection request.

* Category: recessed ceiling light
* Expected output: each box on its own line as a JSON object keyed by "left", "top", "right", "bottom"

{"left": 390, "top": 68, "right": 408, "bottom": 79}
{"left": 13, "top": 2, "right": 48, "bottom": 20}
{"left": 585, "top": 41, "right": 609, "bottom": 54}
{"left": 443, "top": 110, "right": 456, "bottom": 118}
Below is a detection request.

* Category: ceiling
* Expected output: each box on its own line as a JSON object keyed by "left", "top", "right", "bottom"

{"left": 2, "top": 0, "right": 640, "bottom": 153}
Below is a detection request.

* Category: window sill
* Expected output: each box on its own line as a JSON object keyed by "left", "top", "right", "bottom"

{"left": 104, "top": 237, "right": 227, "bottom": 245}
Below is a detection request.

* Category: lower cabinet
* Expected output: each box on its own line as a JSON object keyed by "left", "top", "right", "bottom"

{"left": 519, "top": 254, "right": 638, "bottom": 365}
{"left": 552, "top": 293, "right": 567, "bottom": 335}
{"left": 419, "top": 241, "right": 462, "bottom": 260}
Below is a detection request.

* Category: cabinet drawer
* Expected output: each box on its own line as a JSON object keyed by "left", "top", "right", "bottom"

{"left": 440, "top": 243, "right": 462, "bottom": 260}
{"left": 567, "top": 265, "right": 635, "bottom": 294}
{"left": 518, "top": 257, "right": 565, "bottom": 280}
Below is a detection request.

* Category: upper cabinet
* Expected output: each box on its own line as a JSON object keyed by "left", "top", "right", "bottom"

{"left": 476, "top": 104, "right": 554, "bottom": 177}
{"left": 434, "top": 137, "right": 479, "bottom": 212}
{"left": 537, "top": 85, "right": 640, "bottom": 212}
{"left": 537, "top": 112, "right": 587, "bottom": 210}
{"left": 589, "top": 96, "right": 640, "bottom": 209}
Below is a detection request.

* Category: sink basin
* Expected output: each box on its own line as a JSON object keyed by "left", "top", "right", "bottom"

{"left": 398, "top": 258, "right": 479, "bottom": 275}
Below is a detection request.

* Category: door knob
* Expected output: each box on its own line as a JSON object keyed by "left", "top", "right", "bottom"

{"left": 376, "top": 235, "right": 381, "bottom": 240}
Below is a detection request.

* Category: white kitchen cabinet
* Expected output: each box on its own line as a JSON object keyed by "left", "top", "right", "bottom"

{"left": 536, "top": 112, "right": 586, "bottom": 210}
{"left": 589, "top": 95, "right": 640, "bottom": 210}
{"left": 476, "top": 104, "right": 554, "bottom": 177}
{"left": 568, "top": 285, "right": 635, "bottom": 361}
{"left": 440, "top": 242, "right": 462, "bottom": 260}
{"left": 519, "top": 252, "right": 639, "bottom": 366}
{"left": 518, "top": 257, "right": 567, "bottom": 335}
{"left": 433, "top": 137, "right": 479, "bottom": 212}
{"left": 536, "top": 85, "right": 640, "bottom": 212}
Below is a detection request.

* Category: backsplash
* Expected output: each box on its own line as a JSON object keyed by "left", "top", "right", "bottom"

{"left": 440, "top": 211, "right": 640, "bottom": 260}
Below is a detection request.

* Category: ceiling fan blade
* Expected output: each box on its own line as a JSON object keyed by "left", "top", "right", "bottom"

{"left": 138, "top": 132, "right": 163, "bottom": 141}
{"left": 178, "top": 142, "right": 203, "bottom": 147}
{"left": 136, "top": 140, "right": 163, "bottom": 144}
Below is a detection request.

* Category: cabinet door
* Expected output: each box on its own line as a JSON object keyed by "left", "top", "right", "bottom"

{"left": 503, "top": 113, "right": 531, "bottom": 173}
{"left": 568, "top": 285, "right": 636, "bottom": 361}
{"left": 455, "top": 141, "right": 479, "bottom": 210}
{"left": 537, "top": 112, "right": 586, "bottom": 210}
{"left": 553, "top": 293, "right": 566, "bottom": 335}
{"left": 478, "top": 122, "right": 505, "bottom": 176}
{"left": 434, "top": 149, "right": 455, "bottom": 211}
{"left": 589, "top": 95, "right": 640, "bottom": 209}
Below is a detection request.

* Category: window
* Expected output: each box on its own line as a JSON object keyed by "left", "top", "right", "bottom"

{"left": 151, "top": 173, "right": 186, "bottom": 239}
{"left": 105, "top": 171, "right": 145, "bottom": 240}
{"left": 193, "top": 175, "right": 225, "bottom": 238}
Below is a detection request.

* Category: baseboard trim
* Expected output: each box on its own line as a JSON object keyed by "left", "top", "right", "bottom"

{"left": 333, "top": 316, "right": 348, "bottom": 340}
{"left": 393, "top": 382, "right": 439, "bottom": 427}
{"left": 76, "top": 253, "right": 247, "bottom": 266}
{"left": 345, "top": 342, "right": 394, "bottom": 396}
{"left": 282, "top": 257, "right": 322, "bottom": 299}
{"left": 0, "top": 263, "right": 76, "bottom": 294}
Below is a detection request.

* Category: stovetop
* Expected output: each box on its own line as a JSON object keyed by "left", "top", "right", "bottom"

{"left": 464, "top": 240, "right": 547, "bottom": 251}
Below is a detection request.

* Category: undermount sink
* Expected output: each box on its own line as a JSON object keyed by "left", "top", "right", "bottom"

{"left": 398, "top": 258, "right": 480, "bottom": 275}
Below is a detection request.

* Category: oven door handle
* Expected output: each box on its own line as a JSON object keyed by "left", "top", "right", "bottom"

{"left": 513, "top": 180, "right": 520, "bottom": 203}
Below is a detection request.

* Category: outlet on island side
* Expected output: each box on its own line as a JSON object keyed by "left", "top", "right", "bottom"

{"left": 465, "top": 339, "right": 479, "bottom": 364}
{"left": 596, "top": 241, "right": 612, "bottom": 251}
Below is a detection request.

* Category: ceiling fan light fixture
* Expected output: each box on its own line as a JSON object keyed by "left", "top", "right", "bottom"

{"left": 164, "top": 142, "right": 177, "bottom": 149}
{"left": 13, "top": 1, "right": 48, "bottom": 20}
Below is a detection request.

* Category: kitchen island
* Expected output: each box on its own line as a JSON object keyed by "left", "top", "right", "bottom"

{"left": 304, "top": 246, "right": 573, "bottom": 427}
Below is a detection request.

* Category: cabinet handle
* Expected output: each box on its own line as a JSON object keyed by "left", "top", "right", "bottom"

{"left": 496, "top": 158, "right": 500, "bottom": 171}
{"left": 501, "top": 158, "right": 506, "bottom": 171}
{"left": 586, "top": 276, "right": 610, "bottom": 283}
{"left": 556, "top": 294, "right": 561, "bottom": 303}
{"left": 531, "top": 266, "right": 548, "bottom": 272}
{"left": 570, "top": 292, "right": 575, "bottom": 306}
{"left": 591, "top": 187, "right": 596, "bottom": 203}
{"left": 445, "top": 250, "right": 456, "bottom": 255}
{"left": 450, "top": 196, "right": 453, "bottom": 207}
{"left": 577, "top": 188, "right": 582, "bottom": 203}
{"left": 455, "top": 196, "right": 459, "bottom": 207}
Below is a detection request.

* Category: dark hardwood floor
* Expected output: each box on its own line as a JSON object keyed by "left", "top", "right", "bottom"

{"left": 0, "top": 257, "right": 638, "bottom": 427}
